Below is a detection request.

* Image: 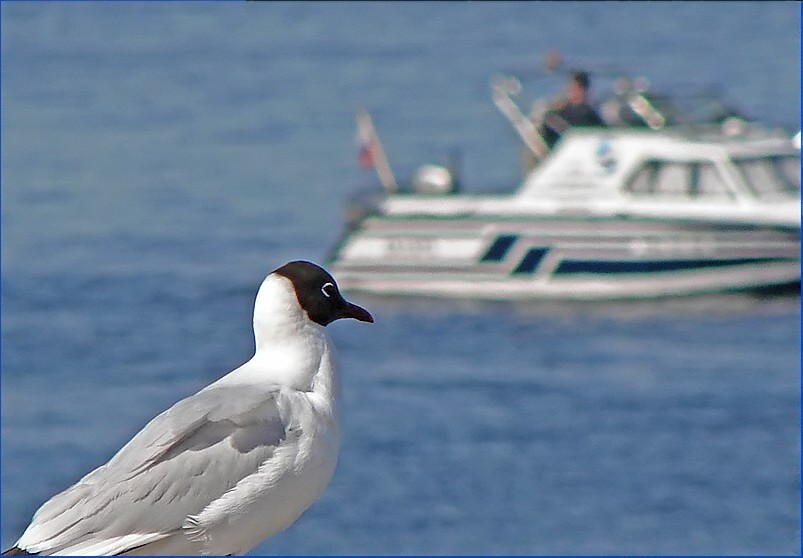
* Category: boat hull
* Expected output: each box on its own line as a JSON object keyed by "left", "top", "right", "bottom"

{"left": 328, "top": 215, "right": 800, "bottom": 301}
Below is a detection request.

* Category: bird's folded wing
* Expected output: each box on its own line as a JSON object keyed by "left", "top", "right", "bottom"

{"left": 16, "top": 384, "right": 294, "bottom": 556}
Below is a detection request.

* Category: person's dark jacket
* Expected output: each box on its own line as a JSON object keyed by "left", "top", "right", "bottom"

{"left": 541, "top": 102, "right": 605, "bottom": 148}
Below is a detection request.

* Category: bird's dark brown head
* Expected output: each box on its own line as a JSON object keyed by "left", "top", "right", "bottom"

{"left": 273, "top": 261, "right": 373, "bottom": 327}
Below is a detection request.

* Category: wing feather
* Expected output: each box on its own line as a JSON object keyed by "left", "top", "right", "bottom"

{"left": 16, "top": 384, "right": 291, "bottom": 555}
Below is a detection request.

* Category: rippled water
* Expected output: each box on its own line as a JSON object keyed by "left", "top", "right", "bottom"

{"left": 2, "top": 2, "right": 800, "bottom": 555}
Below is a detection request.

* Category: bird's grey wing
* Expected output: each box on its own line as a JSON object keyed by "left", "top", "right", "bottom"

{"left": 15, "top": 384, "right": 293, "bottom": 556}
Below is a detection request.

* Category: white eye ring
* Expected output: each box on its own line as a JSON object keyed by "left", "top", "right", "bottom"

{"left": 321, "top": 282, "right": 335, "bottom": 298}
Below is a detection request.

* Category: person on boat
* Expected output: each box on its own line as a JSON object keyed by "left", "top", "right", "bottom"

{"left": 539, "top": 70, "right": 606, "bottom": 148}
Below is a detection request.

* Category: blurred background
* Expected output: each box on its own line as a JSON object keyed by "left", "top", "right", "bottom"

{"left": 1, "top": 2, "right": 800, "bottom": 555}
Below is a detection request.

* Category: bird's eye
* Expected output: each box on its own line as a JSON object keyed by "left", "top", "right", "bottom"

{"left": 321, "top": 282, "right": 335, "bottom": 298}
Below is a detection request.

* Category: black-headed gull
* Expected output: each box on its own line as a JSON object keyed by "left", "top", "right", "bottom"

{"left": 2, "top": 261, "right": 373, "bottom": 556}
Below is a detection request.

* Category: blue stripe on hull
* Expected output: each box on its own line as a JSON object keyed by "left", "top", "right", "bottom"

{"left": 480, "top": 234, "right": 518, "bottom": 262}
{"left": 554, "top": 256, "right": 795, "bottom": 275}
{"left": 513, "top": 247, "right": 549, "bottom": 273}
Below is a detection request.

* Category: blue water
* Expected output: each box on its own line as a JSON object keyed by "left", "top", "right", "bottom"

{"left": 2, "top": 2, "right": 800, "bottom": 555}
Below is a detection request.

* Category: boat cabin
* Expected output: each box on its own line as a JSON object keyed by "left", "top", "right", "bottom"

{"left": 517, "top": 129, "right": 801, "bottom": 207}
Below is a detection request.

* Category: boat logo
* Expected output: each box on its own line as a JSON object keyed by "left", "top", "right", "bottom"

{"left": 595, "top": 139, "right": 617, "bottom": 175}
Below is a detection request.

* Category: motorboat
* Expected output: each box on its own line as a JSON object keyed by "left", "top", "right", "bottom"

{"left": 327, "top": 67, "right": 800, "bottom": 301}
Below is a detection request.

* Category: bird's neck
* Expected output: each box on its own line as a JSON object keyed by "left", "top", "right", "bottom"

{"left": 235, "top": 274, "right": 340, "bottom": 406}
{"left": 245, "top": 321, "right": 336, "bottom": 406}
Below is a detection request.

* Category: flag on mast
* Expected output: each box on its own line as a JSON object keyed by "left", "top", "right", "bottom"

{"left": 356, "top": 113, "right": 376, "bottom": 169}
{"left": 355, "top": 109, "right": 398, "bottom": 193}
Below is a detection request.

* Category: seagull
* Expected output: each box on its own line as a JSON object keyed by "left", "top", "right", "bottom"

{"left": 2, "top": 260, "right": 373, "bottom": 556}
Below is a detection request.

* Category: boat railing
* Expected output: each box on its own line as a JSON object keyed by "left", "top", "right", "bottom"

{"left": 491, "top": 72, "right": 674, "bottom": 166}
{"left": 491, "top": 56, "right": 765, "bottom": 162}
{"left": 491, "top": 75, "right": 551, "bottom": 162}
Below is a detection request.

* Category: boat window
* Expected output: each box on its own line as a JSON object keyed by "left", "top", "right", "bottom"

{"left": 653, "top": 162, "right": 689, "bottom": 196}
{"left": 734, "top": 156, "right": 801, "bottom": 197}
{"left": 626, "top": 162, "right": 659, "bottom": 194}
{"left": 624, "top": 160, "right": 729, "bottom": 198}
{"left": 694, "top": 162, "right": 728, "bottom": 196}
{"left": 776, "top": 156, "right": 801, "bottom": 192}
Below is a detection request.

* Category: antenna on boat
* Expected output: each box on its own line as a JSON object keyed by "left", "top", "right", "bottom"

{"left": 356, "top": 108, "right": 398, "bottom": 194}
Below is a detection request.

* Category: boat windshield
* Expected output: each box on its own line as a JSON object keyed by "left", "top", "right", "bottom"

{"left": 732, "top": 155, "right": 801, "bottom": 198}
{"left": 623, "top": 160, "right": 732, "bottom": 199}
